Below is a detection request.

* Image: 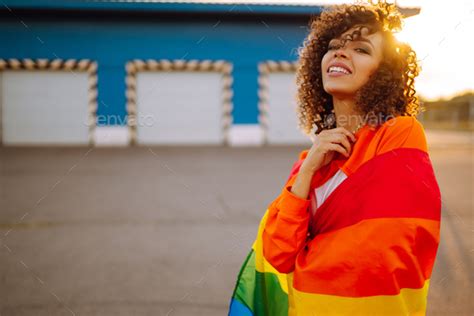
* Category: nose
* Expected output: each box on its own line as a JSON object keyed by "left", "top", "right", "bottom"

{"left": 333, "top": 46, "right": 348, "bottom": 59}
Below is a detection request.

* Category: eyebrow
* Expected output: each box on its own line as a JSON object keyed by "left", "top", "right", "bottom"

{"left": 331, "top": 36, "right": 374, "bottom": 49}
{"left": 353, "top": 37, "right": 374, "bottom": 49}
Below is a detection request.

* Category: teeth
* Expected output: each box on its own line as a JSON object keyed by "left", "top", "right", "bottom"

{"left": 329, "top": 66, "right": 350, "bottom": 74}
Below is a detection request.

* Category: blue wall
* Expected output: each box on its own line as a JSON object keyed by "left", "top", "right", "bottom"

{"left": 0, "top": 14, "right": 310, "bottom": 125}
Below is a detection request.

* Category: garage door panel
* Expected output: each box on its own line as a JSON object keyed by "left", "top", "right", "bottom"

{"left": 1, "top": 70, "right": 91, "bottom": 145}
{"left": 136, "top": 71, "right": 224, "bottom": 145}
{"left": 265, "top": 72, "right": 311, "bottom": 145}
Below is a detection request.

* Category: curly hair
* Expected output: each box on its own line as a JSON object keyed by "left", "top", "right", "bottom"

{"left": 295, "top": 0, "right": 423, "bottom": 135}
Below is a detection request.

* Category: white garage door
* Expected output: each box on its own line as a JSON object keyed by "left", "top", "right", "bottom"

{"left": 135, "top": 71, "right": 224, "bottom": 145}
{"left": 0, "top": 70, "right": 91, "bottom": 145}
{"left": 265, "top": 72, "right": 311, "bottom": 145}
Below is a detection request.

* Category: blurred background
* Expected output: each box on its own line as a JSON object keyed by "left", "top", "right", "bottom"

{"left": 0, "top": 0, "right": 472, "bottom": 315}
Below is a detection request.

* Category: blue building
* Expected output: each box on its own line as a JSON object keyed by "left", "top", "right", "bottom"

{"left": 0, "top": 0, "right": 418, "bottom": 146}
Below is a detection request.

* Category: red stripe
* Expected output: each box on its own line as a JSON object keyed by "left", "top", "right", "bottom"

{"left": 311, "top": 147, "right": 441, "bottom": 236}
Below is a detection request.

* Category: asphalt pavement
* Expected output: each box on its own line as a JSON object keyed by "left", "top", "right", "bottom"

{"left": 0, "top": 132, "right": 472, "bottom": 315}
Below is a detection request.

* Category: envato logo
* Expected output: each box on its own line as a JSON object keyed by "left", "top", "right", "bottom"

{"left": 313, "top": 112, "right": 397, "bottom": 132}
{"left": 83, "top": 112, "right": 156, "bottom": 127}
{"left": 329, "top": 112, "right": 398, "bottom": 128}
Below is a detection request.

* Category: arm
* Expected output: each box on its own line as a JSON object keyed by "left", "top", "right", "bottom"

{"left": 261, "top": 158, "right": 313, "bottom": 274}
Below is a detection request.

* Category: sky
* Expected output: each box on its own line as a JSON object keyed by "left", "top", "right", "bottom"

{"left": 394, "top": 0, "right": 473, "bottom": 101}
{"left": 183, "top": 0, "right": 474, "bottom": 101}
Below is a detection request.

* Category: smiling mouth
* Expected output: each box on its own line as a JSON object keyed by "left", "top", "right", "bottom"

{"left": 328, "top": 66, "right": 352, "bottom": 75}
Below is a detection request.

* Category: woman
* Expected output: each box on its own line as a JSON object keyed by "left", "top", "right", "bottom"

{"left": 228, "top": 1, "right": 441, "bottom": 316}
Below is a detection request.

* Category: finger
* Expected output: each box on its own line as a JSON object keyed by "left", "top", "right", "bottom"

{"left": 330, "top": 127, "right": 356, "bottom": 142}
{"left": 342, "top": 128, "right": 356, "bottom": 142}
{"left": 336, "top": 134, "right": 352, "bottom": 154}
{"left": 325, "top": 143, "right": 349, "bottom": 157}
{"left": 326, "top": 133, "right": 352, "bottom": 154}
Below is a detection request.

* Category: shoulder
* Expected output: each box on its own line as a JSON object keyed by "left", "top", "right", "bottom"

{"left": 375, "top": 115, "right": 428, "bottom": 154}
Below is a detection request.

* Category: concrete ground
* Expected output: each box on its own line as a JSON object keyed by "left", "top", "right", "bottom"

{"left": 0, "top": 131, "right": 472, "bottom": 315}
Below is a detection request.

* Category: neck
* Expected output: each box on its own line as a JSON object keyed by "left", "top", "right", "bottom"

{"left": 332, "top": 96, "right": 365, "bottom": 133}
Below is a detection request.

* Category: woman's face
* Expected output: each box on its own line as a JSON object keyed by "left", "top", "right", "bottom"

{"left": 321, "top": 25, "right": 384, "bottom": 98}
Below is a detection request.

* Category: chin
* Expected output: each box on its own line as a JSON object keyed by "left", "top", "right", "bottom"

{"left": 323, "top": 84, "right": 356, "bottom": 97}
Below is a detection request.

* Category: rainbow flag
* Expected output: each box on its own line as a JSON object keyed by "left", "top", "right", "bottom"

{"left": 228, "top": 146, "right": 441, "bottom": 315}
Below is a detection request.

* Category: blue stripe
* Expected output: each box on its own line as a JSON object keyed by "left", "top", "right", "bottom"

{"left": 228, "top": 298, "right": 253, "bottom": 316}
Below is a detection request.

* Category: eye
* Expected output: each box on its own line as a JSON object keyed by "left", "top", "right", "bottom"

{"left": 355, "top": 47, "right": 370, "bottom": 54}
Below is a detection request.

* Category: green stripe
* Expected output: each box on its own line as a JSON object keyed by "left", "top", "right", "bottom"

{"left": 231, "top": 249, "right": 288, "bottom": 315}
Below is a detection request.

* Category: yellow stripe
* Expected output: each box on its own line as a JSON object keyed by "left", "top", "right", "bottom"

{"left": 252, "top": 209, "right": 289, "bottom": 294}
{"left": 291, "top": 279, "right": 430, "bottom": 315}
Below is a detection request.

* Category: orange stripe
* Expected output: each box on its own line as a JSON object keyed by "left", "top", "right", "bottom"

{"left": 293, "top": 217, "right": 440, "bottom": 297}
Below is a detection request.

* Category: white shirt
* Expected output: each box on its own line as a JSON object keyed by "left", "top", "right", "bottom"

{"left": 309, "top": 168, "right": 348, "bottom": 216}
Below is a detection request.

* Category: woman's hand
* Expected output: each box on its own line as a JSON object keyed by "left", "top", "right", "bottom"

{"left": 301, "top": 127, "right": 356, "bottom": 174}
